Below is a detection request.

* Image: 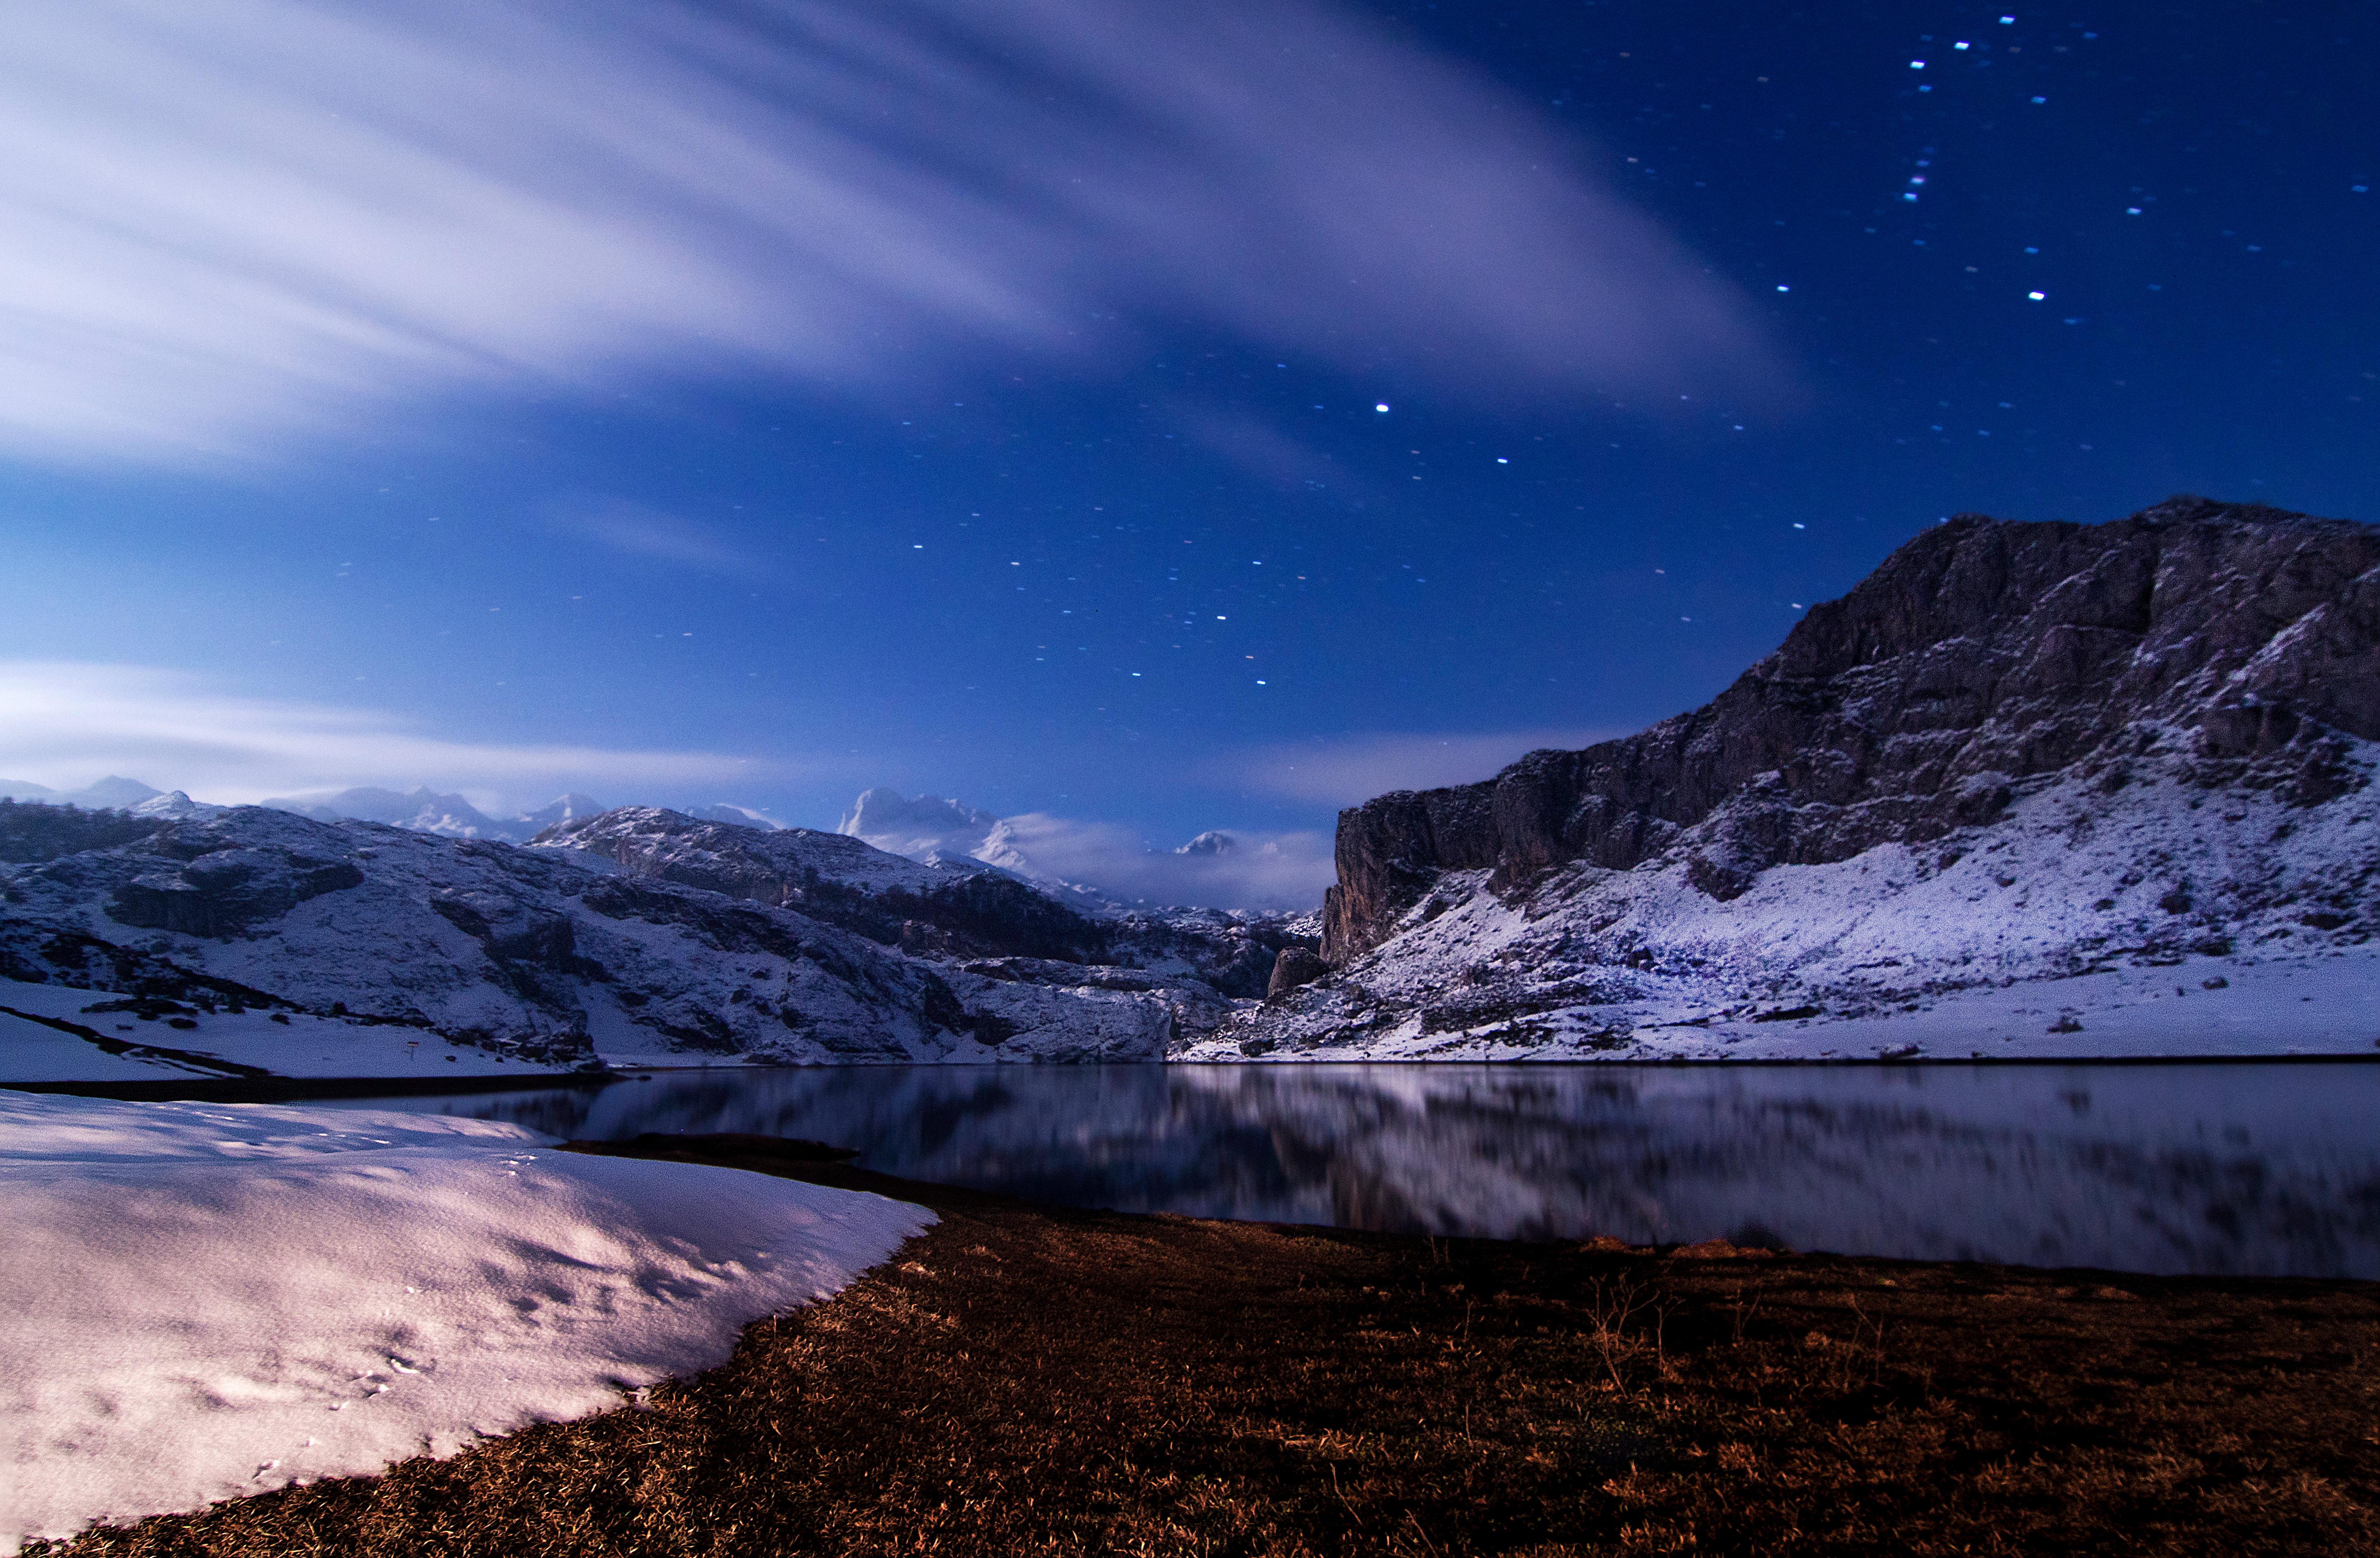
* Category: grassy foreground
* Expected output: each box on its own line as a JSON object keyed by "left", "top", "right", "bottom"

{"left": 36, "top": 1133, "right": 2380, "bottom": 1557}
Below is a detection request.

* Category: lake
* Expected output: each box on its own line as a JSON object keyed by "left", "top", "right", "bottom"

{"left": 303, "top": 1061, "right": 2380, "bottom": 1278}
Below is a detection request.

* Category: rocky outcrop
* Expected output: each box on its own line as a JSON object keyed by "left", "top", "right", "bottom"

{"left": 1267, "top": 946, "right": 1330, "bottom": 998}
{"left": 108, "top": 849, "right": 365, "bottom": 938}
{"left": 1323, "top": 498, "right": 2380, "bottom": 963}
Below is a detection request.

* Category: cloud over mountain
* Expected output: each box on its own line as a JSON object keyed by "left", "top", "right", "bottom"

{"left": 842, "top": 788, "right": 1330, "bottom": 911}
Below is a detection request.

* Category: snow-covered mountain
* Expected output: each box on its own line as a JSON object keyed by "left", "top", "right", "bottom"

{"left": 838, "top": 788, "right": 999, "bottom": 863}
{"left": 257, "top": 786, "right": 608, "bottom": 843}
{"left": 0, "top": 776, "right": 169, "bottom": 809}
{"left": 9, "top": 779, "right": 786, "bottom": 844}
{"left": 1189, "top": 497, "right": 2380, "bottom": 1062}
{"left": 0, "top": 800, "right": 1309, "bottom": 1078}
{"left": 838, "top": 788, "right": 1330, "bottom": 911}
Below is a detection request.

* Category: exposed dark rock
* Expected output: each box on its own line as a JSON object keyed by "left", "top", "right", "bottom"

{"left": 1266, "top": 946, "right": 1331, "bottom": 998}
{"left": 1323, "top": 498, "right": 2380, "bottom": 962}
{"left": 1103, "top": 914, "right": 1303, "bottom": 999}
{"left": 107, "top": 847, "right": 365, "bottom": 938}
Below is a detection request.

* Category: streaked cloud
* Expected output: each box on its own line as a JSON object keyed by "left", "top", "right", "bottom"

{"left": 1166, "top": 404, "right": 1354, "bottom": 492}
{"left": 1220, "top": 728, "right": 1626, "bottom": 806}
{"left": 0, "top": 662, "right": 769, "bottom": 809}
{"left": 544, "top": 497, "right": 753, "bottom": 573}
{"left": 0, "top": 0, "right": 1782, "bottom": 463}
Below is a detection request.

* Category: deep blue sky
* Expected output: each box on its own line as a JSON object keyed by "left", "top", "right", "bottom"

{"left": 1, "top": 0, "right": 2372, "bottom": 896}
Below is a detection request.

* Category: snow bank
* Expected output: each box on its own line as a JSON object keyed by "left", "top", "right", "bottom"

{"left": 0, "top": 1091, "right": 931, "bottom": 1552}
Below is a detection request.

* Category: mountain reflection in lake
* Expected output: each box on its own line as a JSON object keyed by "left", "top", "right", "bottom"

{"left": 310, "top": 1063, "right": 2380, "bottom": 1277}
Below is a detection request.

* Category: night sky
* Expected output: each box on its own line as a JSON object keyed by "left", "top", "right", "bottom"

{"left": 1, "top": 1, "right": 2372, "bottom": 905}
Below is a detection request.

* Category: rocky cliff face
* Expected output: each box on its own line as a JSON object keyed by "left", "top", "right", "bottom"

{"left": 1322, "top": 498, "right": 2380, "bottom": 964}
{"left": 1200, "top": 498, "right": 2380, "bottom": 1063}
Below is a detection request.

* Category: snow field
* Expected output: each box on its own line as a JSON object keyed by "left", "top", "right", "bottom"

{"left": 0, "top": 1092, "right": 932, "bottom": 1552}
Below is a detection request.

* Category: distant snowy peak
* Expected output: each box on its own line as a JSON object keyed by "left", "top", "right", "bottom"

{"left": 2, "top": 778, "right": 781, "bottom": 844}
{"left": 259, "top": 787, "right": 615, "bottom": 844}
{"left": 519, "top": 793, "right": 607, "bottom": 832}
{"left": 260, "top": 786, "right": 511, "bottom": 838}
{"left": 843, "top": 789, "right": 1229, "bottom": 876}
{"left": 837, "top": 789, "right": 1331, "bottom": 912}
{"left": 834, "top": 790, "right": 1087, "bottom": 893}
{"left": 125, "top": 791, "right": 224, "bottom": 822}
{"left": 0, "top": 776, "right": 164, "bottom": 809}
{"left": 0, "top": 780, "right": 223, "bottom": 822}
{"left": 839, "top": 787, "right": 997, "bottom": 859}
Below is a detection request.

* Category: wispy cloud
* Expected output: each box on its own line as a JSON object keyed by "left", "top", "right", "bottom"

{"left": 1219, "top": 729, "right": 1626, "bottom": 806}
{"left": 0, "top": 0, "right": 1781, "bottom": 463}
{"left": 0, "top": 662, "right": 769, "bottom": 808}
{"left": 1165, "top": 404, "right": 1354, "bottom": 492}
{"left": 544, "top": 497, "right": 753, "bottom": 573}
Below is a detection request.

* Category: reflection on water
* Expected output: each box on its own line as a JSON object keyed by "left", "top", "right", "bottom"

{"left": 308, "top": 1062, "right": 2380, "bottom": 1277}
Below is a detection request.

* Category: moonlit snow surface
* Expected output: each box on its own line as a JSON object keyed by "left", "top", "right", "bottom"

{"left": 0, "top": 1092, "right": 931, "bottom": 1553}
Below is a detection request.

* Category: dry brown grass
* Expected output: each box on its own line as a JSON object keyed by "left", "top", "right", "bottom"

{"left": 31, "top": 1133, "right": 2380, "bottom": 1556}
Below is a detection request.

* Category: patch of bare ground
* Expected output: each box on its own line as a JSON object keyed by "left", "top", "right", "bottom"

{"left": 32, "top": 1132, "right": 2380, "bottom": 1556}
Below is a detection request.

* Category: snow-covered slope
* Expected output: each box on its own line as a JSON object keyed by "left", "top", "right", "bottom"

{"left": 0, "top": 1090, "right": 927, "bottom": 1551}
{"left": 1189, "top": 755, "right": 2380, "bottom": 1060}
{"left": 1194, "top": 499, "right": 2380, "bottom": 1062}
{"left": 0, "top": 804, "right": 1302, "bottom": 1078}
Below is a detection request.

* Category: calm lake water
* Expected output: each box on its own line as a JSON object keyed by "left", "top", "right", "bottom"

{"left": 306, "top": 1062, "right": 2380, "bottom": 1278}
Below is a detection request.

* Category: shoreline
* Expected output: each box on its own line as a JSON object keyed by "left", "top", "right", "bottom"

{"left": 26, "top": 1134, "right": 2380, "bottom": 1556}
{"left": 12, "top": 1046, "right": 2380, "bottom": 1104}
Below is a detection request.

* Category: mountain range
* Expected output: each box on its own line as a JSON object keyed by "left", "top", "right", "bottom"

{"left": 1, "top": 496, "right": 2372, "bottom": 1078}
{"left": 0, "top": 796, "right": 1309, "bottom": 1076}
{"left": 0, "top": 779, "right": 808, "bottom": 845}
{"left": 0, "top": 777, "right": 1243, "bottom": 893}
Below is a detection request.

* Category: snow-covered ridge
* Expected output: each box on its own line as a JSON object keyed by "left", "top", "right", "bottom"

{"left": 0, "top": 802, "right": 1309, "bottom": 1078}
